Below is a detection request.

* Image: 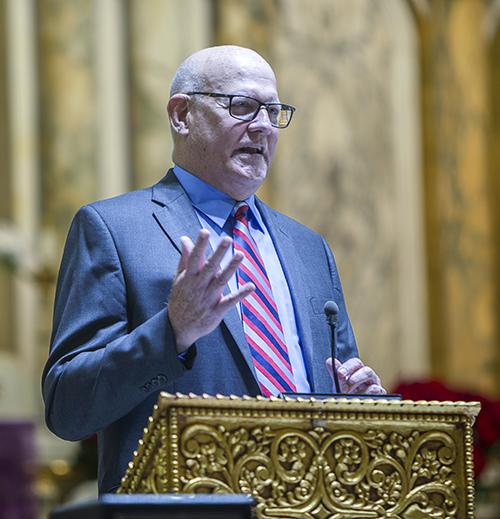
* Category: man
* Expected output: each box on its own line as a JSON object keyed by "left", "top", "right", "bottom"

{"left": 42, "top": 45, "right": 384, "bottom": 494}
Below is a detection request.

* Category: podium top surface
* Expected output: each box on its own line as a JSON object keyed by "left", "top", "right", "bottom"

{"left": 155, "top": 391, "right": 481, "bottom": 418}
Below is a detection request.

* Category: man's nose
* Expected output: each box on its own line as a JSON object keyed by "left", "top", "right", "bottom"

{"left": 249, "top": 105, "right": 273, "bottom": 130}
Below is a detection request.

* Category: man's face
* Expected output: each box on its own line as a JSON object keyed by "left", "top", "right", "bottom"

{"left": 184, "top": 56, "right": 280, "bottom": 200}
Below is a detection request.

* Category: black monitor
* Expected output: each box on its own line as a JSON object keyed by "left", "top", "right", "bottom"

{"left": 50, "top": 493, "right": 255, "bottom": 519}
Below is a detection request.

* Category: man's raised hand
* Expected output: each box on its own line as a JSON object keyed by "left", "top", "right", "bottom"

{"left": 168, "top": 229, "right": 254, "bottom": 353}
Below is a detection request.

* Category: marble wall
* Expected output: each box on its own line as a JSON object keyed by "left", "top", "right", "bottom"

{"left": 214, "top": 0, "right": 428, "bottom": 388}
{"left": 0, "top": 1, "right": 14, "bottom": 355}
{"left": 128, "top": 0, "right": 212, "bottom": 190}
{"left": 491, "top": 9, "right": 500, "bottom": 396}
{"left": 0, "top": 1, "right": 9, "bottom": 221}
{"left": 416, "top": 0, "right": 500, "bottom": 394}
{"left": 39, "top": 0, "right": 98, "bottom": 242}
{"left": 0, "top": 0, "right": 428, "bottom": 402}
{"left": 2, "top": 0, "right": 500, "bottom": 451}
{"left": 271, "top": 0, "right": 425, "bottom": 387}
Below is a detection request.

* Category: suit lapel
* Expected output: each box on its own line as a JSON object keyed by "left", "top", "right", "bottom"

{"left": 256, "top": 199, "right": 317, "bottom": 391}
{"left": 152, "top": 170, "right": 257, "bottom": 383}
{"left": 152, "top": 170, "right": 203, "bottom": 251}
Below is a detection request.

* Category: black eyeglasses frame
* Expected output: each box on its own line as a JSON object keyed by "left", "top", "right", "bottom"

{"left": 186, "top": 92, "right": 295, "bottom": 128}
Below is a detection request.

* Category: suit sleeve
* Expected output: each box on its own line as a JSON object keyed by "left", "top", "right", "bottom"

{"left": 41, "top": 205, "right": 193, "bottom": 441}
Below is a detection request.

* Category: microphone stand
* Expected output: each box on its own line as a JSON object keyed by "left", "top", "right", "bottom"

{"left": 324, "top": 301, "right": 341, "bottom": 393}
{"left": 280, "top": 301, "right": 400, "bottom": 400}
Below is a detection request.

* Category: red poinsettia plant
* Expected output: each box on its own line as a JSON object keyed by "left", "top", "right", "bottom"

{"left": 393, "top": 380, "right": 500, "bottom": 478}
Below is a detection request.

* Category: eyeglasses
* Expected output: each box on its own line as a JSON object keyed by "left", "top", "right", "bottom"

{"left": 186, "top": 92, "right": 295, "bottom": 128}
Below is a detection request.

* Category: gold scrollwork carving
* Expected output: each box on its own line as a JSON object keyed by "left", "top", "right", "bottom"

{"left": 177, "top": 424, "right": 460, "bottom": 519}
{"left": 118, "top": 397, "right": 480, "bottom": 518}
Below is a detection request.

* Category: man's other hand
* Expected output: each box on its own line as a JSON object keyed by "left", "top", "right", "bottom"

{"left": 326, "top": 357, "right": 386, "bottom": 395}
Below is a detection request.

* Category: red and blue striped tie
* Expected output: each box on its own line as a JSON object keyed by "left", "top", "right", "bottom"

{"left": 233, "top": 202, "right": 296, "bottom": 397}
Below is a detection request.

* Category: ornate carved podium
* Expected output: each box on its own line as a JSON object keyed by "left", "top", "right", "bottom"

{"left": 118, "top": 393, "right": 480, "bottom": 519}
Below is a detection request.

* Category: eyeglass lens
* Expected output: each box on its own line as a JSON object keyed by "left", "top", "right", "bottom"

{"left": 230, "top": 96, "right": 292, "bottom": 128}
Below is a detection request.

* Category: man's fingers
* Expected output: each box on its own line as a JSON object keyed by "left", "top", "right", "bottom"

{"left": 209, "top": 250, "right": 244, "bottom": 289}
{"left": 184, "top": 232, "right": 236, "bottom": 289}
{"left": 334, "top": 358, "right": 385, "bottom": 395}
{"left": 337, "top": 357, "right": 364, "bottom": 379}
{"left": 185, "top": 229, "right": 210, "bottom": 274}
{"left": 346, "top": 368, "right": 384, "bottom": 394}
{"left": 218, "top": 282, "right": 255, "bottom": 310}
{"left": 363, "top": 384, "right": 387, "bottom": 395}
{"left": 176, "top": 235, "right": 194, "bottom": 275}
{"left": 202, "top": 236, "right": 233, "bottom": 280}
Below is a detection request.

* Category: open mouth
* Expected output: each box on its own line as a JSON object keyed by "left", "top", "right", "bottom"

{"left": 238, "top": 146, "right": 263, "bottom": 155}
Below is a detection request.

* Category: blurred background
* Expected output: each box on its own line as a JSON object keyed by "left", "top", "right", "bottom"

{"left": 2, "top": 0, "right": 500, "bottom": 516}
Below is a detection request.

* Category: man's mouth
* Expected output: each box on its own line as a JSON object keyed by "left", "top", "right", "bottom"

{"left": 238, "top": 146, "right": 263, "bottom": 155}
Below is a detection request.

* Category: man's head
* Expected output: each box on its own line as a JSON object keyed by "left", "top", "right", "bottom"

{"left": 167, "top": 45, "right": 286, "bottom": 200}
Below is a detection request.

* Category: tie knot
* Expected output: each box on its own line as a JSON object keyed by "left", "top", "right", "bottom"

{"left": 234, "top": 202, "right": 249, "bottom": 221}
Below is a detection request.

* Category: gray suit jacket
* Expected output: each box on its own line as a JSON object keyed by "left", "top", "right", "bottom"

{"left": 42, "top": 169, "right": 357, "bottom": 493}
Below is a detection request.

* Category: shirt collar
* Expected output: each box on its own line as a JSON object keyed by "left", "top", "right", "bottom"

{"left": 173, "top": 164, "right": 262, "bottom": 230}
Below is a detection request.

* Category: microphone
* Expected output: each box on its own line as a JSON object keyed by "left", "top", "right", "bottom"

{"left": 279, "top": 300, "right": 400, "bottom": 400}
{"left": 280, "top": 300, "right": 400, "bottom": 401}
{"left": 324, "top": 300, "right": 338, "bottom": 327}
{"left": 324, "top": 301, "right": 341, "bottom": 393}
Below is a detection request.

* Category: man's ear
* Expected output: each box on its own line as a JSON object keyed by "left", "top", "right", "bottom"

{"left": 167, "top": 94, "right": 190, "bottom": 135}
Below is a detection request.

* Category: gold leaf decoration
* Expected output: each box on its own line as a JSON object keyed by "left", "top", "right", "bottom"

{"left": 119, "top": 394, "right": 480, "bottom": 519}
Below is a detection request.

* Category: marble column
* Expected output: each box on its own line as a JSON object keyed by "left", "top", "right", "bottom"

{"left": 36, "top": 0, "right": 98, "bottom": 426}
{"left": 0, "top": 0, "right": 14, "bottom": 354}
{"left": 128, "top": 0, "right": 213, "bottom": 189}
{"left": 490, "top": 8, "right": 500, "bottom": 396}
{"left": 416, "top": 0, "right": 499, "bottom": 395}
{"left": 38, "top": 0, "right": 98, "bottom": 245}
{"left": 0, "top": 2, "right": 9, "bottom": 222}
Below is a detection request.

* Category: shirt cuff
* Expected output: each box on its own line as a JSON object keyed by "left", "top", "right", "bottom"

{"left": 178, "top": 344, "right": 197, "bottom": 370}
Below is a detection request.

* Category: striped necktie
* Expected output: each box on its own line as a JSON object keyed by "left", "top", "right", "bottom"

{"left": 233, "top": 202, "right": 296, "bottom": 397}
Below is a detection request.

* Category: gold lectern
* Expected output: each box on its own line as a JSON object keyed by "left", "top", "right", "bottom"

{"left": 119, "top": 393, "right": 480, "bottom": 519}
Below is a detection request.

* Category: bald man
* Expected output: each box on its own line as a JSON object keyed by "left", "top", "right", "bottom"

{"left": 42, "top": 45, "right": 384, "bottom": 494}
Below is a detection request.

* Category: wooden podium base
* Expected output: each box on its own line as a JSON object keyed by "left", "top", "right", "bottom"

{"left": 119, "top": 393, "right": 480, "bottom": 519}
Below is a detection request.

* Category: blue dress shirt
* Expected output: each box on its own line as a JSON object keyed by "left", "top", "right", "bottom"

{"left": 173, "top": 165, "right": 311, "bottom": 393}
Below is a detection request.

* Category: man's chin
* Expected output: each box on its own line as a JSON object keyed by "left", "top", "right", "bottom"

{"left": 224, "top": 168, "right": 268, "bottom": 199}
{"left": 235, "top": 158, "right": 269, "bottom": 176}
{"left": 238, "top": 167, "right": 268, "bottom": 186}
